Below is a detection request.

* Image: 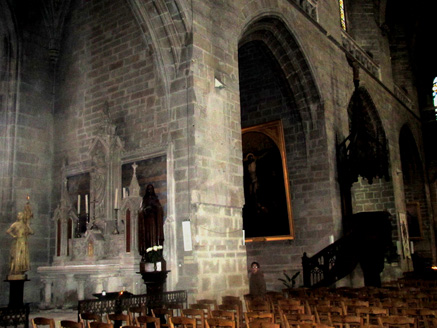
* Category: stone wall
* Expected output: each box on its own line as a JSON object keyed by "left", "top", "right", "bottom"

{"left": 0, "top": 0, "right": 434, "bottom": 306}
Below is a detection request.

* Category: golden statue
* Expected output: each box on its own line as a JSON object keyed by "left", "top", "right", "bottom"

{"left": 6, "top": 199, "right": 34, "bottom": 279}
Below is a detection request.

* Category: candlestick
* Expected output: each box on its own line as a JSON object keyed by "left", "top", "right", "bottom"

{"left": 85, "top": 194, "right": 89, "bottom": 214}
{"left": 77, "top": 194, "right": 81, "bottom": 215}
{"left": 114, "top": 188, "right": 119, "bottom": 209}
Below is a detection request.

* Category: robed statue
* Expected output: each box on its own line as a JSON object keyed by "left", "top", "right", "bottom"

{"left": 138, "top": 184, "right": 164, "bottom": 259}
{"left": 7, "top": 207, "right": 34, "bottom": 277}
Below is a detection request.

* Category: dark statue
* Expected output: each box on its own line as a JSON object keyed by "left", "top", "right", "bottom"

{"left": 138, "top": 184, "right": 164, "bottom": 259}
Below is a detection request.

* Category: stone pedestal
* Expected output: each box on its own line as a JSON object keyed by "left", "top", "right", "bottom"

{"left": 5, "top": 276, "right": 29, "bottom": 307}
{"left": 139, "top": 271, "right": 169, "bottom": 294}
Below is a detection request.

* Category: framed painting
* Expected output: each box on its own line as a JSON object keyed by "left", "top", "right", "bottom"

{"left": 242, "top": 120, "right": 294, "bottom": 242}
{"left": 406, "top": 202, "right": 423, "bottom": 240}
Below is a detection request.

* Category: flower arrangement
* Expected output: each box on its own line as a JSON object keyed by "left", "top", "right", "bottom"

{"left": 145, "top": 245, "right": 163, "bottom": 270}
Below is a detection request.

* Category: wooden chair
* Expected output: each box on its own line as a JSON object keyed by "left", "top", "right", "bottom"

{"left": 218, "top": 303, "right": 242, "bottom": 328}
{"left": 153, "top": 308, "right": 174, "bottom": 328}
{"left": 279, "top": 305, "right": 306, "bottom": 317}
{"left": 191, "top": 304, "right": 212, "bottom": 319}
{"left": 304, "top": 300, "right": 331, "bottom": 317}
{"left": 90, "top": 323, "right": 114, "bottom": 328}
{"left": 378, "top": 316, "right": 415, "bottom": 328}
{"left": 341, "top": 300, "right": 369, "bottom": 316}
{"left": 32, "top": 318, "right": 56, "bottom": 328}
{"left": 168, "top": 304, "right": 185, "bottom": 317}
{"left": 381, "top": 301, "right": 409, "bottom": 316}
{"left": 401, "top": 309, "right": 436, "bottom": 328}
{"left": 247, "top": 299, "right": 271, "bottom": 313}
{"left": 80, "top": 313, "right": 103, "bottom": 328}
{"left": 245, "top": 312, "right": 275, "bottom": 325}
{"left": 278, "top": 300, "right": 302, "bottom": 307}
{"left": 107, "top": 313, "right": 131, "bottom": 327}
{"left": 211, "top": 311, "right": 235, "bottom": 322}
{"left": 329, "top": 315, "right": 363, "bottom": 328}
{"left": 182, "top": 309, "right": 206, "bottom": 328}
{"left": 355, "top": 306, "right": 388, "bottom": 326}
{"left": 314, "top": 306, "right": 343, "bottom": 325}
{"left": 246, "top": 322, "right": 279, "bottom": 328}
{"left": 137, "top": 315, "right": 161, "bottom": 328}
{"left": 61, "top": 321, "right": 84, "bottom": 328}
{"left": 282, "top": 313, "right": 316, "bottom": 328}
{"left": 169, "top": 317, "right": 196, "bottom": 328}
{"left": 222, "top": 295, "right": 243, "bottom": 328}
{"left": 129, "top": 306, "right": 148, "bottom": 324}
{"left": 198, "top": 300, "right": 218, "bottom": 311}
{"left": 205, "top": 318, "right": 235, "bottom": 328}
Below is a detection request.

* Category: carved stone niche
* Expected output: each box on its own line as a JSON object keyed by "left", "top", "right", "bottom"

{"left": 88, "top": 132, "right": 123, "bottom": 232}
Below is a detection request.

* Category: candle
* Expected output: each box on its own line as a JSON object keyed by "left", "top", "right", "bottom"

{"left": 123, "top": 187, "right": 126, "bottom": 199}
{"left": 114, "top": 188, "right": 119, "bottom": 209}
{"left": 85, "top": 194, "right": 89, "bottom": 214}
{"left": 77, "top": 195, "right": 81, "bottom": 215}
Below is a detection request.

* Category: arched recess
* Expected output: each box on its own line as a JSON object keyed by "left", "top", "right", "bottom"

{"left": 127, "top": 0, "right": 191, "bottom": 104}
{"left": 0, "top": 0, "right": 20, "bottom": 214}
{"left": 239, "top": 16, "right": 322, "bottom": 154}
{"left": 338, "top": 86, "right": 393, "bottom": 229}
{"left": 239, "top": 15, "right": 328, "bottom": 249}
{"left": 399, "top": 125, "right": 433, "bottom": 260}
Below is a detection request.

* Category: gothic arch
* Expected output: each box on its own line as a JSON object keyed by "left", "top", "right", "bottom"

{"left": 399, "top": 125, "right": 426, "bottom": 198}
{"left": 0, "top": 0, "right": 20, "bottom": 212}
{"left": 126, "top": 0, "right": 191, "bottom": 95}
{"left": 239, "top": 16, "right": 323, "bottom": 161}
{"left": 240, "top": 16, "right": 321, "bottom": 125}
{"left": 343, "top": 86, "right": 390, "bottom": 185}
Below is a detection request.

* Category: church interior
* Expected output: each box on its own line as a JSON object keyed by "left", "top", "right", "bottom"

{"left": 1, "top": 0, "right": 437, "bottom": 317}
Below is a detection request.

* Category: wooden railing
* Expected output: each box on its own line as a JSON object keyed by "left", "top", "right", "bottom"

{"left": 302, "top": 232, "right": 359, "bottom": 288}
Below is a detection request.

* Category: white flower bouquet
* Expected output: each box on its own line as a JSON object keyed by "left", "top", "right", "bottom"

{"left": 145, "top": 245, "right": 163, "bottom": 269}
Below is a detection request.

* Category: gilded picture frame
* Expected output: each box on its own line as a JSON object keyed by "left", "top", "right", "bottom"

{"left": 242, "top": 120, "right": 294, "bottom": 242}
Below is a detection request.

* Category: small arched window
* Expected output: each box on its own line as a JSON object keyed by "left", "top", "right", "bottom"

{"left": 339, "top": 0, "right": 347, "bottom": 31}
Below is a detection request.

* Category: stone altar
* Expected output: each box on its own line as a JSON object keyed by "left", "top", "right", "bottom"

{"left": 37, "top": 120, "right": 149, "bottom": 308}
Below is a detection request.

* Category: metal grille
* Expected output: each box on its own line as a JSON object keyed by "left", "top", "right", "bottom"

{"left": 77, "top": 291, "right": 187, "bottom": 319}
{"left": 0, "top": 304, "right": 29, "bottom": 328}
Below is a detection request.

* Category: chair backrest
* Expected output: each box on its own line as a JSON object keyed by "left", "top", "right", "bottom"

{"left": 169, "top": 316, "right": 197, "bottom": 328}
{"left": 137, "top": 315, "right": 161, "bottom": 328}
{"left": 182, "top": 309, "right": 206, "bottom": 328}
{"left": 80, "top": 313, "right": 103, "bottom": 328}
{"left": 129, "top": 306, "right": 147, "bottom": 324}
{"left": 378, "top": 315, "right": 416, "bottom": 328}
{"left": 32, "top": 318, "right": 56, "bottom": 328}
{"left": 282, "top": 313, "right": 316, "bottom": 328}
{"left": 61, "top": 321, "right": 84, "bottom": 328}
{"left": 218, "top": 303, "right": 241, "bottom": 328}
{"left": 355, "top": 306, "right": 388, "bottom": 326}
{"left": 107, "top": 313, "right": 131, "bottom": 326}
{"left": 190, "top": 304, "right": 211, "bottom": 319}
{"left": 314, "top": 306, "right": 343, "bottom": 325}
{"left": 205, "top": 318, "right": 235, "bottom": 328}
{"left": 246, "top": 322, "right": 280, "bottom": 328}
{"left": 329, "top": 315, "right": 363, "bottom": 328}
{"left": 197, "top": 300, "right": 218, "bottom": 311}
{"left": 89, "top": 323, "right": 113, "bottom": 328}
{"left": 245, "top": 312, "right": 274, "bottom": 324}
{"left": 168, "top": 304, "right": 185, "bottom": 317}
{"left": 247, "top": 299, "right": 271, "bottom": 313}
{"left": 210, "top": 311, "right": 235, "bottom": 322}
{"left": 153, "top": 308, "right": 174, "bottom": 328}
